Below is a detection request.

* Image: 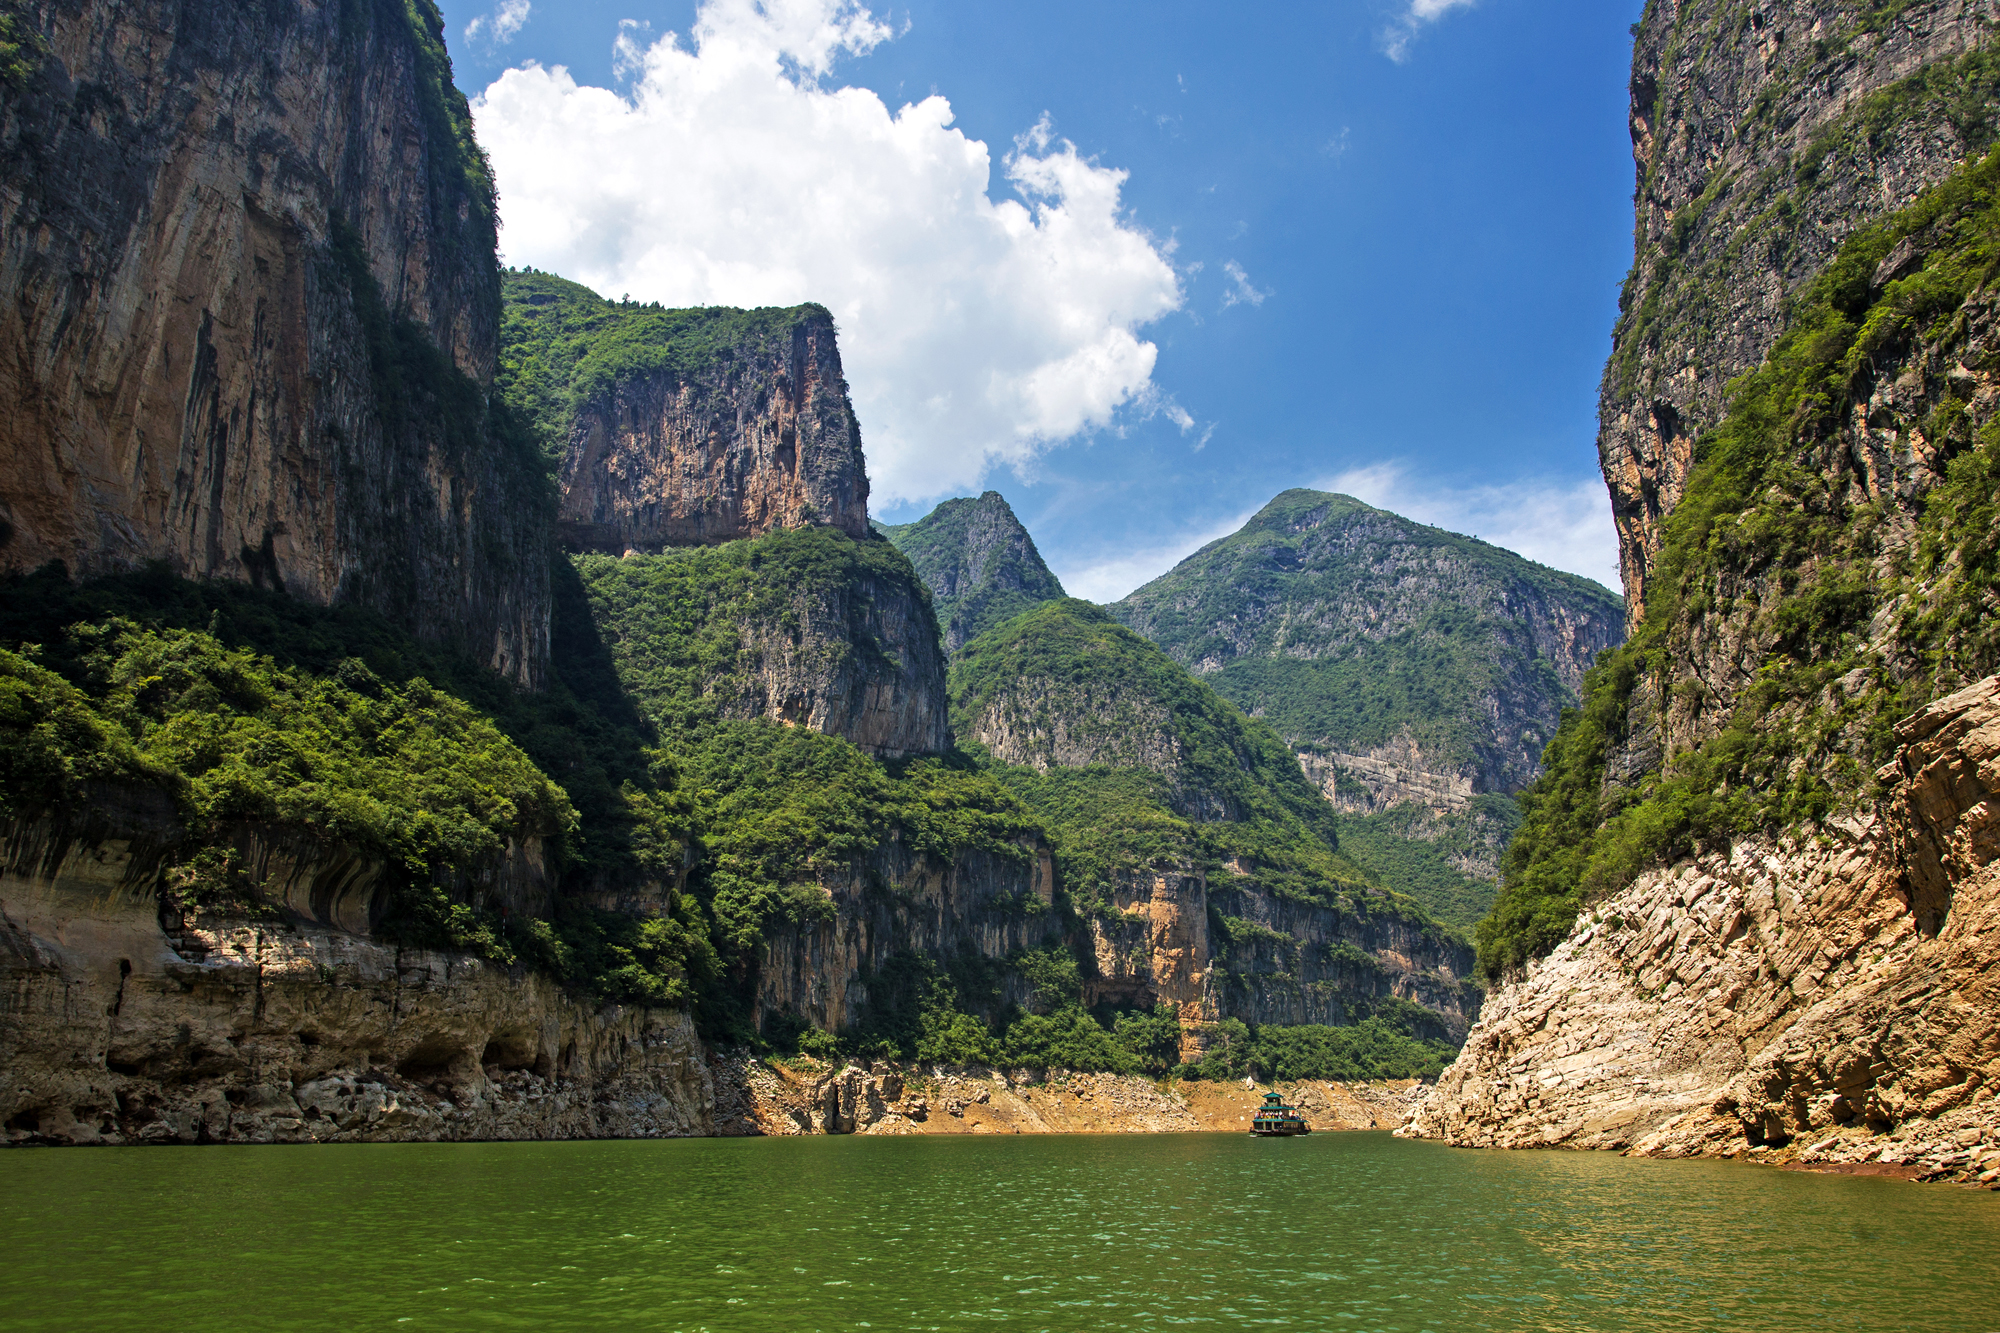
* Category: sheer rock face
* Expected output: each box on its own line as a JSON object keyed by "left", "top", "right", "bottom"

{"left": 752, "top": 840, "right": 1065, "bottom": 1035}
{"left": 0, "top": 816, "right": 714, "bottom": 1146}
{"left": 557, "top": 311, "right": 870, "bottom": 552}
{"left": 1603, "top": 0, "right": 2000, "bottom": 623}
{"left": 1404, "top": 676, "right": 2000, "bottom": 1180}
{"left": 0, "top": 0, "right": 548, "bottom": 683}
{"left": 1081, "top": 864, "right": 1481, "bottom": 1058}
{"left": 725, "top": 552, "right": 951, "bottom": 760}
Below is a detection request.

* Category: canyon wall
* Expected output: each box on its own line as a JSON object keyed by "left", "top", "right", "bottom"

{"left": 1410, "top": 0, "right": 2000, "bottom": 1174}
{"left": 754, "top": 840, "right": 1065, "bottom": 1035}
{"left": 1406, "top": 676, "right": 1999, "bottom": 1184}
{"left": 1602, "top": 0, "right": 2000, "bottom": 621}
{"left": 1, "top": 805, "right": 713, "bottom": 1145}
{"left": 555, "top": 306, "right": 871, "bottom": 551}
{"left": 0, "top": 0, "right": 549, "bottom": 683}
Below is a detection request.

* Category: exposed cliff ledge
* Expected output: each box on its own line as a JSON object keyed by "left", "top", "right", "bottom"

{"left": 1, "top": 814, "right": 713, "bottom": 1146}
{"left": 1406, "top": 676, "right": 2000, "bottom": 1184}
{"left": 1604, "top": 0, "right": 2000, "bottom": 621}
{"left": 0, "top": 0, "right": 549, "bottom": 683}
{"left": 571, "top": 527, "right": 950, "bottom": 760}
{"left": 499, "top": 273, "right": 869, "bottom": 552}
{"left": 754, "top": 840, "right": 1064, "bottom": 1036}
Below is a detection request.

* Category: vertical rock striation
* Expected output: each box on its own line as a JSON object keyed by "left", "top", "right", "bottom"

{"left": 1411, "top": 2, "right": 2000, "bottom": 1172}
{"left": 1406, "top": 676, "right": 2000, "bottom": 1181}
{"left": 499, "top": 272, "right": 869, "bottom": 552}
{"left": 0, "top": 0, "right": 549, "bottom": 683}
{"left": 1602, "top": 0, "right": 2000, "bottom": 622}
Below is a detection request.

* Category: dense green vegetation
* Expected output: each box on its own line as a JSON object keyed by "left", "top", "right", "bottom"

{"left": 1331, "top": 796, "right": 1521, "bottom": 933}
{"left": 0, "top": 563, "right": 732, "bottom": 997}
{"left": 499, "top": 269, "right": 832, "bottom": 469}
{"left": 875, "top": 492, "right": 1067, "bottom": 651}
{"left": 1186, "top": 1009, "right": 1460, "bottom": 1082}
{"left": 949, "top": 599, "right": 1399, "bottom": 917}
{"left": 1109, "top": 489, "right": 1621, "bottom": 779}
{"left": 1, "top": 0, "right": 43, "bottom": 88}
{"left": 1480, "top": 145, "right": 2000, "bottom": 982}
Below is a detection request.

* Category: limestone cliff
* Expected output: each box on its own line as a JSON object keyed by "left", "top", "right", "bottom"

{"left": 1414, "top": 0, "right": 2000, "bottom": 1173}
{"left": 1406, "top": 676, "right": 1999, "bottom": 1186}
{"left": 1603, "top": 0, "right": 2000, "bottom": 621}
{"left": 571, "top": 527, "right": 949, "bottom": 761}
{"left": 0, "top": 0, "right": 549, "bottom": 683}
{"left": 876, "top": 491, "right": 1066, "bottom": 654}
{"left": 1, "top": 805, "right": 714, "bottom": 1145}
{"left": 499, "top": 272, "right": 869, "bottom": 552}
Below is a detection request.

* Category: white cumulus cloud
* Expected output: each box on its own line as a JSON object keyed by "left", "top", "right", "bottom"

{"left": 1384, "top": 0, "right": 1477, "bottom": 62}
{"left": 466, "top": 0, "right": 531, "bottom": 46}
{"left": 470, "top": 0, "right": 1183, "bottom": 505}
{"left": 1318, "top": 462, "right": 1622, "bottom": 593}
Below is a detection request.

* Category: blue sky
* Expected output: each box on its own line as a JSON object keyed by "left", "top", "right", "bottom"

{"left": 439, "top": 0, "right": 1645, "bottom": 597}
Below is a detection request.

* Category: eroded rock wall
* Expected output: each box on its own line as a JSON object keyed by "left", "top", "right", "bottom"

{"left": 729, "top": 553, "right": 951, "bottom": 759}
{"left": 1, "top": 817, "right": 714, "bottom": 1146}
{"left": 0, "top": 0, "right": 549, "bottom": 682}
{"left": 558, "top": 309, "right": 869, "bottom": 551}
{"left": 752, "top": 841, "right": 1065, "bottom": 1035}
{"left": 1406, "top": 677, "right": 2000, "bottom": 1182}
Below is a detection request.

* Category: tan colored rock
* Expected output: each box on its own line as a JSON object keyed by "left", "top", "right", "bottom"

{"left": 1404, "top": 676, "right": 2000, "bottom": 1187}
{"left": 1, "top": 812, "right": 714, "bottom": 1145}
{"left": 557, "top": 308, "right": 869, "bottom": 550}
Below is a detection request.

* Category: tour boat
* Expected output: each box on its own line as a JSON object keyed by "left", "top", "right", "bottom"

{"left": 1250, "top": 1090, "right": 1311, "bottom": 1136}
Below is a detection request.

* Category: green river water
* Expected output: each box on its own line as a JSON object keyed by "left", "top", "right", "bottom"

{"left": 2, "top": 1132, "right": 1996, "bottom": 1332}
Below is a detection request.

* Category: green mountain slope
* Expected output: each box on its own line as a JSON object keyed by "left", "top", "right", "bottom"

{"left": 876, "top": 491, "right": 1066, "bottom": 653}
{"left": 1483, "top": 144, "right": 2000, "bottom": 981}
{"left": 1110, "top": 489, "right": 1625, "bottom": 798}
{"left": 948, "top": 599, "right": 1478, "bottom": 1038}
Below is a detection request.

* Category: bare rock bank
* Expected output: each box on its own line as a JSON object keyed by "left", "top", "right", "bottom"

{"left": 710, "top": 1055, "right": 1427, "bottom": 1137}
{"left": 1, "top": 815, "right": 714, "bottom": 1145}
{"left": 1403, "top": 676, "right": 2000, "bottom": 1189}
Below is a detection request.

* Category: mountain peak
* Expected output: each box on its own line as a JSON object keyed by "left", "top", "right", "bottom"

{"left": 877, "top": 491, "right": 1065, "bottom": 654}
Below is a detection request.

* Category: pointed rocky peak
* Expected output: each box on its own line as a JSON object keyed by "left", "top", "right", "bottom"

{"left": 876, "top": 490, "right": 1065, "bottom": 654}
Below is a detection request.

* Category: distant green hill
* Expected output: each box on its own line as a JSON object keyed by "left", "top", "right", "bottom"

{"left": 1106, "top": 489, "right": 1623, "bottom": 928}
{"left": 876, "top": 492, "right": 1065, "bottom": 653}
{"left": 1110, "top": 489, "right": 1625, "bottom": 799}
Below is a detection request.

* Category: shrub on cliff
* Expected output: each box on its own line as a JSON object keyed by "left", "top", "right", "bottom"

{"left": 1481, "top": 145, "right": 2000, "bottom": 982}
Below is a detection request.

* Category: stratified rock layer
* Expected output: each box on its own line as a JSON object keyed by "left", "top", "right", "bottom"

{"left": 1406, "top": 676, "right": 2000, "bottom": 1184}
{"left": 1, "top": 815, "right": 714, "bottom": 1145}
{"left": 0, "top": 0, "right": 549, "bottom": 683}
